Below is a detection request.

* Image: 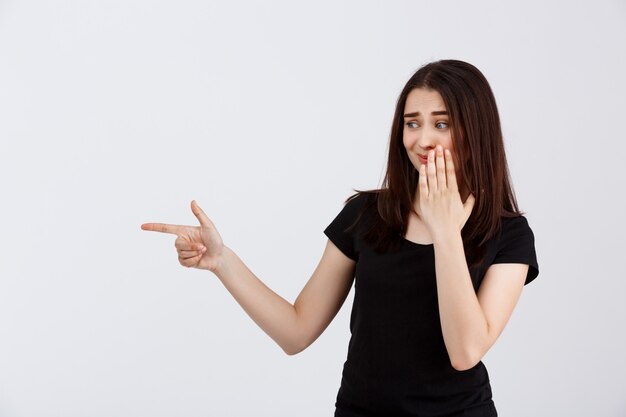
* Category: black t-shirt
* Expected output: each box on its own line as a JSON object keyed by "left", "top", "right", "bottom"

{"left": 323, "top": 192, "right": 539, "bottom": 416}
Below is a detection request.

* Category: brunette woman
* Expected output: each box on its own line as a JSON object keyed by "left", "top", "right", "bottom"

{"left": 142, "top": 59, "right": 539, "bottom": 417}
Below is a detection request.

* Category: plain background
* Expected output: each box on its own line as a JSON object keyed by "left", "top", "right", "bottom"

{"left": 1, "top": 1, "right": 625, "bottom": 416}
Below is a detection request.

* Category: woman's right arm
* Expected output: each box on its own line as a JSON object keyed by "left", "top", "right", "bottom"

{"left": 214, "top": 238, "right": 356, "bottom": 355}
{"left": 142, "top": 200, "right": 356, "bottom": 356}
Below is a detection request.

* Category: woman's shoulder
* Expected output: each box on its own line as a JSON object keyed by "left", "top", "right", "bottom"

{"left": 343, "top": 189, "right": 382, "bottom": 210}
{"left": 498, "top": 213, "right": 534, "bottom": 236}
{"left": 333, "top": 189, "right": 384, "bottom": 232}
{"left": 492, "top": 212, "right": 539, "bottom": 284}
{"left": 492, "top": 213, "right": 536, "bottom": 251}
{"left": 346, "top": 188, "right": 382, "bottom": 201}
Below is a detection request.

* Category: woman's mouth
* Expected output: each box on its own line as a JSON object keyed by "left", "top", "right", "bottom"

{"left": 418, "top": 154, "right": 428, "bottom": 164}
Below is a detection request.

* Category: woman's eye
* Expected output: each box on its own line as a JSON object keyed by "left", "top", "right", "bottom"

{"left": 406, "top": 121, "right": 418, "bottom": 128}
{"left": 436, "top": 121, "right": 448, "bottom": 129}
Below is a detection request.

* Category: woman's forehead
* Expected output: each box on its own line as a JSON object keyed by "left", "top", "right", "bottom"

{"left": 405, "top": 88, "right": 447, "bottom": 113}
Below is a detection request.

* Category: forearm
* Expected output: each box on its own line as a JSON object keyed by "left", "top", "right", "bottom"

{"left": 432, "top": 231, "right": 489, "bottom": 370}
{"left": 213, "top": 246, "right": 301, "bottom": 355}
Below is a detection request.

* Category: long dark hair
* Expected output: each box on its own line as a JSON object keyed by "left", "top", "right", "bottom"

{"left": 346, "top": 59, "right": 523, "bottom": 268}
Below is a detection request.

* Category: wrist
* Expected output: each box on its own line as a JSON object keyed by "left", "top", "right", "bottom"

{"left": 212, "top": 245, "right": 232, "bottom": 277}
{"left": 431, "top": 228, "right": 462, "bottom": 247}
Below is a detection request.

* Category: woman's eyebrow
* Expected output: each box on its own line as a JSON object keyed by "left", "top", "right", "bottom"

{"left": 403, "top": 110, "right": 448, "bottom": 118}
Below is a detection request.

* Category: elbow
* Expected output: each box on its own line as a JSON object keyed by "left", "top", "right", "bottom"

{"left": 450, "top": 349, "right": 482, "bottom": 371}
{"left": 283, "top": 345, "right": 303, "bottom": 356}
{"left": 281, "top": 336, "right": 308, "bottom": 356}
{"left": 281, "top": 313, "right": 315, "bottom": 356}
{"left": 449, "top": 327, "right": 491, "bottom": 371}
{"left": 451, "top": 358, "right": 478, "bottom": 372}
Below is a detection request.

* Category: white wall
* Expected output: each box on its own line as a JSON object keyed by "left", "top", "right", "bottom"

{"left": 1, "top": 1, "right": 625, "bottom": 416}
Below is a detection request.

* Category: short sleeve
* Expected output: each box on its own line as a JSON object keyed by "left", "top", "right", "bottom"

{"left": 323, "top": 193, "right": 369, "bottom": 262}
{"left": 492, "top": 215, "right": 540, "bottom": 285}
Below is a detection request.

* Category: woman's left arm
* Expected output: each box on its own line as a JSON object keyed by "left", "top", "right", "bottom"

{"left": 420, "top": 145, "right": 528, "bottom": 371}
{"left": 432, "top": 232, "right": 527, "bottom": 371}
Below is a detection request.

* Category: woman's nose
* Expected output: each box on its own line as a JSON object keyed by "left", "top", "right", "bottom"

{"left": 417, "top": 132, "right": 437, "bottom": 152}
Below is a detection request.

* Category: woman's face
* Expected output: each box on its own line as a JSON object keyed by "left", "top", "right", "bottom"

{"left": 402, "top": 87, "right": 460, "bottom": 174}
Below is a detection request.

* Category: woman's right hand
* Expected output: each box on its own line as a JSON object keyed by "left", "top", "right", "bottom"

{"left": 141, "top": 200, "right": 225, "bottom": 273}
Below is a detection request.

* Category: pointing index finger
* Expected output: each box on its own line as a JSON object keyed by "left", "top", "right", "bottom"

{"left": 141, "top": 223, "right": 184, "bottom": 235}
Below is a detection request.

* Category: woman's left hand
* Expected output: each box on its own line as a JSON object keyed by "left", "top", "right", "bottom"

{"left": 418, "top": 145, "right": 475, "bottom": 239}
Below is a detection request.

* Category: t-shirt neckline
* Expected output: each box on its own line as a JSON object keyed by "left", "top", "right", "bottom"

{"left": 401, "top": 236, "right": 434, "bottom": 247}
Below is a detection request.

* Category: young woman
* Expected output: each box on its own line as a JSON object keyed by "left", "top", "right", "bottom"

{"left": 141, "top": 59, "right": 539, "bottom": 417}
